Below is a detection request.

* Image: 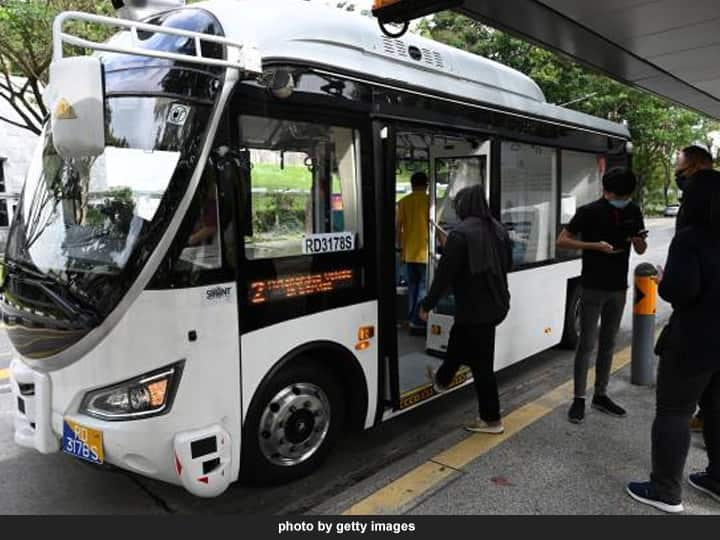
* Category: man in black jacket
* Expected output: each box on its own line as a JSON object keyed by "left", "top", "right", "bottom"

{"left": 557, "top": 168, "right": 647, "bottom": 424}
{"left": 419, "top": 185, "right": 512, "bottom": 434}
{"left": 627, "top": 170, "right": 720, "bottom": 513}
{"left": 674, "top": 145, "right": 717, "bottom": 434}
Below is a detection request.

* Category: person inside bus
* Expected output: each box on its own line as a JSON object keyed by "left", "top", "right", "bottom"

{"left": 626, "top": 169, "right": 720, "bottom": 513}
{"left": 188, "top": 182, "right": 219, "bottom": 247}
{"left": 397, "top": 172, "right": 430, "bottom": 335}
{"left": 420, "top": 184, "right": 512, "bottom": 434}
{"left": 557, "top": 168, "right": 647, "bottom": 424}
{"left": 673, "top": 145, "right": 719, "bottom": 435}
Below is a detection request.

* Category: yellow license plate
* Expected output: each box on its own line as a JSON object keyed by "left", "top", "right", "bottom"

{"left": 62, "top": 419, "right": 104, "bottom": 465}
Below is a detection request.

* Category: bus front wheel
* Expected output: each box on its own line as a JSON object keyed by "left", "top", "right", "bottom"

{"left": 241, "top": 360, "right": 345, "bottom": 484}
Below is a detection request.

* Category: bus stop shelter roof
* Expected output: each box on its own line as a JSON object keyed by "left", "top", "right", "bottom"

{"left": 376, "top": 0, "right": 720, "bottom": 120}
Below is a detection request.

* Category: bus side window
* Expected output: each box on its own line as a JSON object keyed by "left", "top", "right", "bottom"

{"left": 152, "top": 155, "right": 231, "bottom": 288}
{"left": 238, "top": 115, "right": 363, "bottom": 260}
{"left": 177, "top": 171, "right": 222, "bottom": 271}
{"left": 500, "top": 141, "right": 558, "bottom": 266}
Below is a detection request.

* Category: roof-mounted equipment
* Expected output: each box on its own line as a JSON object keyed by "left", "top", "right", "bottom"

{"left": 372, "top": 0, "right": 463, "bottom": 38}
{"left": 46, "top": 10, "right": 262, "bottom": 159}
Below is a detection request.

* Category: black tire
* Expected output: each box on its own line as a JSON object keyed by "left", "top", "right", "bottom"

{"left": 240, "top": 359, "right": 345, "bottom": 485}
{"left": 560, "top": 283, "right": 582, "bottom": 350}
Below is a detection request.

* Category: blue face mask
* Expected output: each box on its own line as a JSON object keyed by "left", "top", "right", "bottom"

{"left": 609, "top": 199, "right": 631, "bottom": 209}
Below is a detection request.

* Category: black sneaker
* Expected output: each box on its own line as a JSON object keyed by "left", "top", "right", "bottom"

{"left": 688, "top": 472, "right": 720, "bottom": 503}
{"left": 592, "top": 394, "right": 627, "bottom": 417}
{"left": 626, "top": 482, "right": 684, "bottom": 513}
{"left": 568, "top": 398, "right": 585, "bottom": 424}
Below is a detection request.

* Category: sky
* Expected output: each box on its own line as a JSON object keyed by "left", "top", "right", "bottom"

{"left": 310, "top": 0, "right": 374, "bottom": 12}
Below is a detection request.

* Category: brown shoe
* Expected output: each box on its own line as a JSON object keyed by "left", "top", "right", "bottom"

{"left": 464, "top": 417, "right": 504, "bottom": 434}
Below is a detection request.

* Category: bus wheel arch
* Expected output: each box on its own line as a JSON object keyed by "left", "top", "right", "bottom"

{"left": 240, "top": 341, "right": 368, "bottom": 484}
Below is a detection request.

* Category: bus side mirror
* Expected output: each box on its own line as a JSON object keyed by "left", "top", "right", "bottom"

{"left": 47, "top": 56, "right": 105, "bottom": 159}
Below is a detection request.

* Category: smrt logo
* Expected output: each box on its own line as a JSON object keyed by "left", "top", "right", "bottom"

{"left": 206, "top": 286, "right": 232, "bottom": 302}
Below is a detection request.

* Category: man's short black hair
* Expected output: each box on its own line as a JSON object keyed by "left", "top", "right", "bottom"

{"left": 411, "top": 172, "right": 429, "bottom": 188}
{"left": 602, "top": 168, "right": 637, "bottom": 197}
{"left": 681, "top": 145, "right": 713, "bottom": 167}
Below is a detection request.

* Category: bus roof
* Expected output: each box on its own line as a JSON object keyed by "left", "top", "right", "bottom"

{"left": 198, "top": 0, "right": 630, "bottom": 139}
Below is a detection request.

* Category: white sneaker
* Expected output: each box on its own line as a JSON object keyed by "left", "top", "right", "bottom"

{"left": 464, "top": 417, "right": 505, "bottom": 434}
{"left": 426, "top": 365, "right": 449, "bottom": 394}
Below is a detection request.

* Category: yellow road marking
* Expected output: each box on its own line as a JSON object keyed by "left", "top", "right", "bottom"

{"left": 343, "top": 341, "right": 639, "bottom": 515}
{"left": 432, "top": 402, "right": 553, "bottom": 471}
{"left": 0, "top": 368, "right": 9, "bottom": 381}
{"left": 344, "top": 461, "right": 457, "bottom": 515}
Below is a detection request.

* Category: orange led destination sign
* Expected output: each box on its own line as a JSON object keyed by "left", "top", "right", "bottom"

{"left": 249, "top": 269, "right": 356, "bottom": 304}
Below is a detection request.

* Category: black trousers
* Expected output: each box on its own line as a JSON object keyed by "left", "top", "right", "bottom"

{"left": 650, "top": 349, "right": 720, "bottom": 502}
{"left": 436, "top": 323, "right": 501, "bottom": 423}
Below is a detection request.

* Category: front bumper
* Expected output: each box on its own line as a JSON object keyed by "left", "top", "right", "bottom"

{"left": 10, "top": 357, "right": 233, "bottom": 497}
{"left": 10, "top": 357, "right": 59, "bottom": 455}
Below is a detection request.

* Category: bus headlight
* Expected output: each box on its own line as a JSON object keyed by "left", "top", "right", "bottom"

{"left": 80, "top": 362, "right": 183, "bottom": 421}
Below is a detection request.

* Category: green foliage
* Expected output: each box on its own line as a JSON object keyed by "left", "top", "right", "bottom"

{"left": 420, "top": 13, "right": 720, "bottom": 213}
{"left": 252, "top": 163, "right": 312, "bottom": 191}
{"left": 252, "top": 192, "right": 305, "bottom": 237}
{"left": 0, "top": 0, "right": 115, "bottom": 133}
{"left": 0, "top": 0, "right": 205, "bottom": 133}
{"left": 85, "top": 186, "right": 136, "bottom": 237}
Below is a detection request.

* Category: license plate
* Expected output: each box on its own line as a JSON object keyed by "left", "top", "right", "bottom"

{"left": 62, "top": 419, "right": 104, "bottom": 465}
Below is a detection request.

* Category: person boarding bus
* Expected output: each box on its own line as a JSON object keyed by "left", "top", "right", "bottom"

{"left": 421, "top": 185, "right": 512, "bottom": 434}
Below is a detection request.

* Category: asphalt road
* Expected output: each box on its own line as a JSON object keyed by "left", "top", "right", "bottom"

{"left": 0, "top": 218, "right": 676, "bottom": 514}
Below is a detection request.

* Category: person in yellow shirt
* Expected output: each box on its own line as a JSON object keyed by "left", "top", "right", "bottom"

{"left": 397, "top": 172, "right": 430, "bottom": 334}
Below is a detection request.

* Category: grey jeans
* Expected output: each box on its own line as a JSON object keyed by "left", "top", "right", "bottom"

{"left": 574, "top": 288, "right": 627, "bottom": 398}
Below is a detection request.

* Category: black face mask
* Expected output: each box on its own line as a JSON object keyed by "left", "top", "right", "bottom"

{"left": 675, "top": 169, "right": 689, "bottom": 192}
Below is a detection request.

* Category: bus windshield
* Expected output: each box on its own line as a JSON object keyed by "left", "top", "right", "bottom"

{"left": 5, "top": 96, "right": 212, "bottom": 311}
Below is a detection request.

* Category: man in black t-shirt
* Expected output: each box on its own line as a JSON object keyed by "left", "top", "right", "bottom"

{"left": 557, "top": 168, "right": 647, "bottom": 424}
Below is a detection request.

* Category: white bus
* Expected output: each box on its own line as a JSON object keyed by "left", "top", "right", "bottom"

{"left": 4, "top": 0, "right": 630, "bottom": 497}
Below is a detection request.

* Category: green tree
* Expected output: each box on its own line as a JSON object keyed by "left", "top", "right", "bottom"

{"left": 0, "top": 0, "right": 117, "bottom": 134}
{"left": 0, "top": 0, "right": 208, "bottom": 134}
{"left": 421, "top": 13, "right": 719, "bottom": 211}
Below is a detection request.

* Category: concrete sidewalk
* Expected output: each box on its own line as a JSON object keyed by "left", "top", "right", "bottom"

{"left": 318, "top": 350, "right": 718, "bottom": 516}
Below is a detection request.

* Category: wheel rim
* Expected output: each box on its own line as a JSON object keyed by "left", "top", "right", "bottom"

{"left": 258, "top": 382, "right": 331, "bottom": 467}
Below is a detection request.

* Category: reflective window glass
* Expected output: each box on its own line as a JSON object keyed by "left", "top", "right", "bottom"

{"left": 238, "top": 116, "right": 363, "bottom": 260}
{"left": 561, "top": 150, "right": 606, "bottom": 225}
{"left": 501, "top": 142, "right": 557, "bottom": 266}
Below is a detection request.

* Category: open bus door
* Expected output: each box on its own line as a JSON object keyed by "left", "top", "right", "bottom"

{"left": 426, "top": 140, "right": 491, "bottom": 354}
{"left": 380, "top": 126, "right": 495, "bottom": 413}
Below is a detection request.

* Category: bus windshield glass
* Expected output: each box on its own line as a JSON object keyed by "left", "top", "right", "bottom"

{"left": 5, "top": 95, "right": 212, "bottom": 311}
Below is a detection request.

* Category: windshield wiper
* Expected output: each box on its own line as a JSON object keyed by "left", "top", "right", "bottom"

{"left": 4, "top": 258, "right": 101, "bottom": 327}
{"left": 30, "top": 278, "right": 100, "bottom": 328}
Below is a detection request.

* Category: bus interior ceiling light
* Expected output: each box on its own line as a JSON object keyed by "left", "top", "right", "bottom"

{"left": 372, "top": 0, "right": 464, "bottom": 38}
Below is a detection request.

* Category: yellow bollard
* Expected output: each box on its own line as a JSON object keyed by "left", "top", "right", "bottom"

{"left": 631, "top": 263, "right": 658, "bottom": 385}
